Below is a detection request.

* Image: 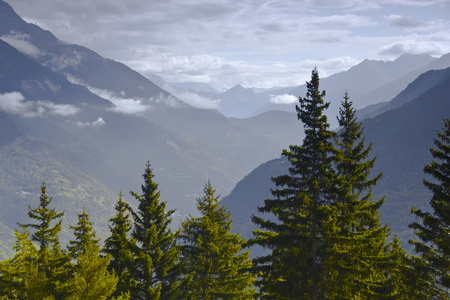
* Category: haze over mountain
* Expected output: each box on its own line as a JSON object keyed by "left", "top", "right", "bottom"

{"left": 149, "top": 53, "right": 450, "bottom": 129}
{"left": 0, "top": 0, "right": 302, "bottom": 257}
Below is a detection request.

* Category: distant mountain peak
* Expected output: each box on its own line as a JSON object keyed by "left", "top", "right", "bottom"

{"left": 224, "top": 84, "right": 255, "bottom": 96}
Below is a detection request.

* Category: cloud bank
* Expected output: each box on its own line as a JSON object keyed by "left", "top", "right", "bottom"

{"left": 0, "top": 92, "right": 79, "bottom": 117}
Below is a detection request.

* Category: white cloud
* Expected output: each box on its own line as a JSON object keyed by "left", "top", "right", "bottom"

{"left": 75, "top": 117, "right": 106, "bottom": 128}
{"left": 270, "top": 94, "right": 298, "bottom": 105}
{"left": 0, "top": 32, "right": 42, "bottom": 58}
{"left": 0, "top": 92, "right": 79, "bottom": 117}
{"left": 86, "top": 87, "right": 151, "bottom": 115}
{"left": 37, "top": 101, "right": 80, "bottom": 116}
{"left": 378, "top": 37, "right": 449, "bottom": 57}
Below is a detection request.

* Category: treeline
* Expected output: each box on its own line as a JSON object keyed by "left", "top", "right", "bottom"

{"left": 0, "top": 68, "right": 449, "bottom": 299}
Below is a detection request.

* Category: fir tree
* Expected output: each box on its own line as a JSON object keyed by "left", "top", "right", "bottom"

{"left": 247, "top": 68, "right": 336, "bottom": 299}
{"left": 130, "top": 162, "right": 190, "bottom": 299}
{"left": 324, "top": 92, "right": 394, "bottom": 298}
{"left": 68, "top": 208, "right": 98, "bottom": 259}
{"left": 103, "top": 192, "right": 136, "bottom": 298}
{"left": 409, "top": 118, "right": 450, "bottom": 298}
{"left": 69, "top": 209, "right": 119, "bottom": 300}
{"left": 178, "top": 181, "right": 254, "bottom": 299}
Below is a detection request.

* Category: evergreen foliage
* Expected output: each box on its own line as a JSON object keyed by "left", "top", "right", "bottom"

{"left": 410, "top": 118, "right": 450, "bottom": 297}
{"left": 178, "top": 181, "right": 255, "bottom": 299}
{"left": 103, "top": 192, "right": 135, "bottom": 298}
{"left": 130, "top": 162, "right": 190, "bottom": 299}
{"left": 247, "top": 68, "right": 337, "bottom": 299}
{"left": 325, "top": 92, "right": 394, "bottom": 298}
{"left": 69, "top": 209, "right": 119, "bottom": 300}
{"left": 0, "top": 183, "right": 72, "bottom": 298}
{"left": 68, "top": 208, "right": 98, "bottom": 259}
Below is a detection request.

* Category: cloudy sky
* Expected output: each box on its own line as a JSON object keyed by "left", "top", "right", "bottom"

{"left": 5, "top": 0, "right": 450, "bottom": 91}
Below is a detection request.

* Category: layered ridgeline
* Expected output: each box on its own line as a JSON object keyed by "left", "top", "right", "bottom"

{"left": 222, "top": 66, "right": 450, "bottom": 252}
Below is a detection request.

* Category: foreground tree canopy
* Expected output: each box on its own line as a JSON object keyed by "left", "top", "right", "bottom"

{"left": 0, "top": 69, "right": 448, "bottom": 299}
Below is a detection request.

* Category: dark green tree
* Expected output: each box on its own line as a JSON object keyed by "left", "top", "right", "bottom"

{"left": 324, "top": 92, "right": 394, "bottom": 298}
{"left": 409, "top": 118, "right": 450, "bottom": 298}
{"left": 247, "top": 68, "right": 336, "bottom": 299}
{"left": 130, "top": 162, "right": 190, "bottom": 299}
{"left": 178, "top": 181, "right": 254, "bottom": 299}
{"left": 103, "top": 192, "right": 136, "bottom": 298}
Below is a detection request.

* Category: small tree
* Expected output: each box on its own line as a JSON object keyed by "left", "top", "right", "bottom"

{"left": 68, "top": 208, "right": 98, "bottom": 259}
{"left": 18, "top": 182, "right": 72, "bottom": 298}
{"left": 0, "top": 228, "right": 48, "bottom": 299}
{"left": 69, "top": 209, "right": 119, "bottom": 300}
{"left": 103, "top": 192, "right": 136, "bottom": 298}
{"left": 178, "top": 181, "right": 254, "bottom": 299}
{"left": 409, "top": 118, "right": 450, "bottom": 297}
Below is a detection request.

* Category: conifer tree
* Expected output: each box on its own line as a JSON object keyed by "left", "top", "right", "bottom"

{"left": 178, "top": 181, "right": 255, "bottom": 299}
{"left": 130, "top": 162, "right": 190, "bottom": 299}
{"left": 103, "top": 192, "right": 136, "bottom": 298}
{"left": 0, "top": 228, "right": 48, "bottom": 299}
{"left": 18, "top": 182, "right": 73, "bottom": 298}
{"left": 324, "top": 92, "right": 394, "bottom": 298}
{"left": 68, "top": 208, "right": 98, "bottom": 259}
{"left": 409, "top": 118, "right": 450, "bottom": 297}
{"left": 247, "top": 68, "right": 336, "bottom": 299}
{"left": 69, "top": 209, "right": 120, "bottom": 300}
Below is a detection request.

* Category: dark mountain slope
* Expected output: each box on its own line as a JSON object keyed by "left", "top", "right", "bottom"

{"left": 0, "top": 39, "right": 110, "bottom": 106}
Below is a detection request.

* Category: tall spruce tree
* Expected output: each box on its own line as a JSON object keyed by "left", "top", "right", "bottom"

{"left": 130, "top": 162, "right": 190, "bottom": 299}
{"left": 178, "top": 181, "right": 255, "bottom": 299}
{"left": 18, "top": 182, "right": 72, "bottom": 298}
{"left": 325, "top": 92, "right": 397, "bottom": 298}
{"left": 247, "top": 68, "right": 336, "bottom": 299}
{"left": 409, "top": 118, "right": 450, "bottom": 297}
{"left": 103, "top": 192, "right": 136, "bottom": 298}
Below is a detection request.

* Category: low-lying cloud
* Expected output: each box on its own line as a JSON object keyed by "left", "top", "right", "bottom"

{"left": 270, "top": 94, "right": 297, "bottom": 104}
{"left": 163, "top": 85, "right": 220, "bottom": 109}
{"left": 75, "top": 117, "right": 106, "bottom": 128}
{"left": 86, "top": 87, "right": 151, "bottom": 115}
{"left": 0, "top": 92, "right": 79, "bottom": 117}
{"left": 0, "top": 32, "right": 42, "bottom": 58}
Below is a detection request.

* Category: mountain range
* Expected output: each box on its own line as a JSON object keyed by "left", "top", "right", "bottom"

{"left": 0, "top": 0, "right": 449, "bottom": 258}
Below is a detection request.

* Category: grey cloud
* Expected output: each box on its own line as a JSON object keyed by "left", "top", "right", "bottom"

{"left": 387, "top": 15, "right": 423, "bottom": 27}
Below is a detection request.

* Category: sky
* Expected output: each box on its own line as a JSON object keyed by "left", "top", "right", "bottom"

{"left": 4, "top": 0, "right": 450, "bottom": 91}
